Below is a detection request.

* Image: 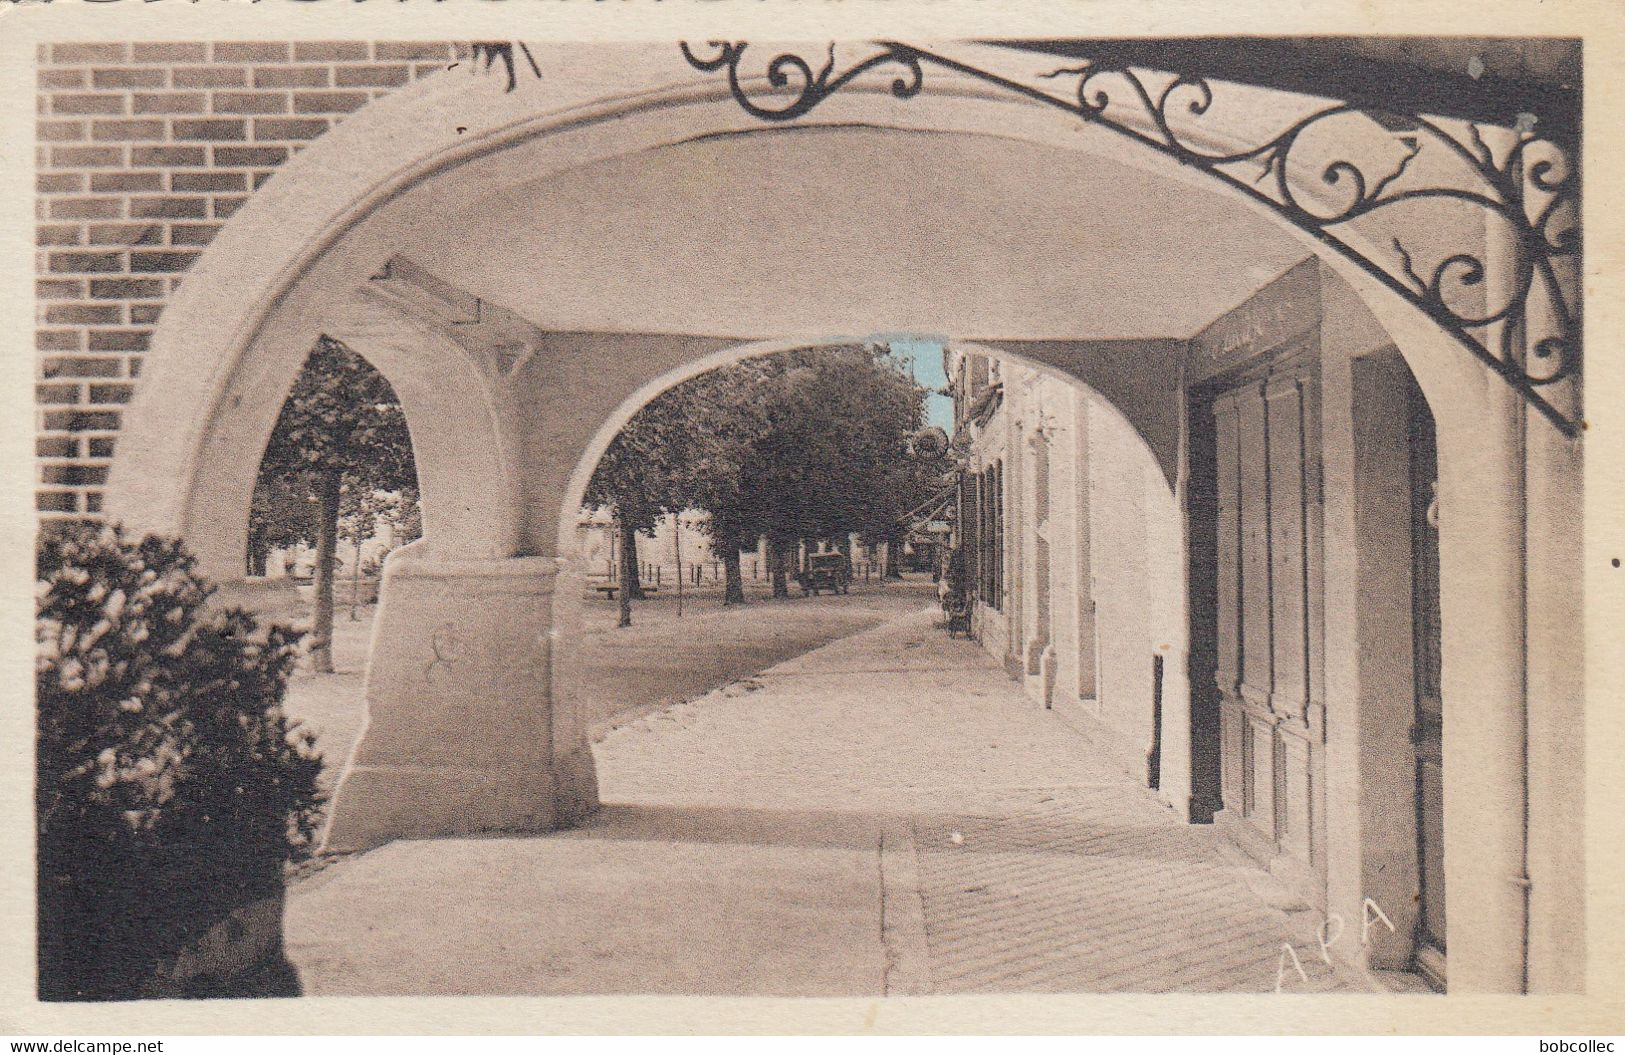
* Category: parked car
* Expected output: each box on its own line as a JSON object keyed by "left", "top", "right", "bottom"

{"left": 796, "top": 552, "right": 851, "bottom": 596}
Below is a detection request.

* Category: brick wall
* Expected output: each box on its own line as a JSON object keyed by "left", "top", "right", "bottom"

{"left": 35, "top": 40, "right": 460, "bottom": 521}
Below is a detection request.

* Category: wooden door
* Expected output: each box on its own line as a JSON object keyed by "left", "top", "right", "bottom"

{"left": 1208, "top": 348, "right": 1326, "bottom": 899}
{"left": 1408, "top": 380, "right": 1447, "bottom": 988}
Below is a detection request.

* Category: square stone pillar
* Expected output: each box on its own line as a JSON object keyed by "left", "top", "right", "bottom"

{"left": 321, "top": 546, "right": 598, "bottom": 852}
{"left": 1320, "top": 346, "right": 1423, "bottom": 971}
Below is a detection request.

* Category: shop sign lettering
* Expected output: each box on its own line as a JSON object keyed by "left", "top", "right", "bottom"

{"left": 1210, "top": 299, "right": 1305, "bottom": 363}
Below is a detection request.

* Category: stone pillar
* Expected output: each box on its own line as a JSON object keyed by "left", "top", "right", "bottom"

{"left": 1522, "top": 407, "right": 1584, "bottom": 993}
{"left": 1028, "top": 403, "right": 1055, "bottom": 696}
{"left": 1319, "top": 257, "right": 1540, "bottom": 991}
{"left": 1435, "top": 376, "right": 1528, "bottom": 992}
{"left": 1047, "top": 388, "right": 1082, "bottom": 710}
{"left": 1003, "top": 396, "right": 1025, "bottom": 674}
{"left": 321, "top": 545, "right": 585, "bottom": 852}
{"left": 1433, "top": 183, "right": 1532, "bottom": 992}
{"left": 1320, "top": 346, "right": 1422, "bottom": 971}
{"left": 1157, "top": 383, "right": 1193, "bottom": 817}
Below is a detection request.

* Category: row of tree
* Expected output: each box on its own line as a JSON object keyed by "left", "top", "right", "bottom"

{"left": 584, "top": 343, "right": 947, "bottom": 626}
{"left": 249, "top": 338, "right": 946, "bottom": 647}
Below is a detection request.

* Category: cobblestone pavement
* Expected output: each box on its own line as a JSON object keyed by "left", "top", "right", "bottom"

{"left": 597, "top": 604, "right": 1368, "bottom": 995}
{"left": 287, "top": 600, "right": 1371, "bottom": 995}
{"left": 909, "top": 791, "right": 1352, "bottom": 994}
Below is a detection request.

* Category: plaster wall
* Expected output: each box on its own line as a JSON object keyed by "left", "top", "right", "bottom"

{"left": 966, "top": 363, "right": 1183, "bottom": 791}
{"left": 1319, "top": 335, "right": 1425, "bottom": 971}
{"left": 1144, "top": 437, "right": 1192, "bottom": 814}
{"left": 1085, "top": 394, "right": 1177, "bottom": 780}
{"left": 1314, "top": 261, "right": 1585, "bottom": 991}
{"left": 508, "top": 330, "right": 739, "bottom": 556}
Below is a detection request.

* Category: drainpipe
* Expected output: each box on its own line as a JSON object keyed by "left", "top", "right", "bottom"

{"left": 1509, "top": 372, "right": 1533, "bottom": 995}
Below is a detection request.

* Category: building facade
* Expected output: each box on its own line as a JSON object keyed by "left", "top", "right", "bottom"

{"left": 949, "top": 351, "right": 1183, "bottom": 795}
{"left": 575, "top": 509, "right": 891, "bottom": 588}
{"left": 948, "top": 253, "right": 1582, "bottom": 993}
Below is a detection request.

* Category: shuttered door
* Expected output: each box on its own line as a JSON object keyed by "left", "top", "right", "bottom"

{"left": 1208, "top": 349, "right": 1326, "bottom": 898}
{"left": 1409, "top": 378, "right": 1446, "bottom": 987}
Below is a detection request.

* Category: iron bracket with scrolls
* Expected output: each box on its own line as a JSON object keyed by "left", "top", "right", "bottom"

{"left": 468, "top": 42, "right": 543, "bottom": 94}
{"left": 678, "top": 40, "right": 1583, "bottom": 437}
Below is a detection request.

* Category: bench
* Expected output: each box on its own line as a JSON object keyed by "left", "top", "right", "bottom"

{"left": 593, "top": 585, "right": 658, "bottom": 600}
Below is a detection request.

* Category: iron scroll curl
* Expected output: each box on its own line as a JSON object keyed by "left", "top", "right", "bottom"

{"left": 679, "top": 40, "right": 1581, "bottom": 436}
{"left": 678, "top": 42, "right": 925, "bottom": 122}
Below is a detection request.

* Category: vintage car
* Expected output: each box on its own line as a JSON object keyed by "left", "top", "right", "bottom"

{"left": 797, "top": 552, "right": 851, "bottom": 596}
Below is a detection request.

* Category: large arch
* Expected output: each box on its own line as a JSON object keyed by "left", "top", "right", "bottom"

{"left": 545, "top": 332, "right": 1187, "bottom": 798}
{"left": 105, "top": 46, "right": 1488, "bottom": 573}
{"left": 101, "top": 44, "right": 1581, "bottom": 992}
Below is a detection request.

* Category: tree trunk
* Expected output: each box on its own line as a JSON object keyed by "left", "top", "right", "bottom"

{"left": 722, "top": 547, "right": 746, "bottom": 606}
{"left": 247, "top": 532, "right": 269, "bottom": 577}
{"left": 769, "top": 538, "right": 790, "bottom": 598}
{"left": 618, "top": 517, "right": 646, "bottom": 601}
{"left": 885, "top": 534, "right": 905, "bottom": 579}
{"left": 310, "top": 470, "right": 341, "bottom": 674}
{"left": 617, "top": 517, "right": 637, "bottom": 628}
{"left": 349, "top": 536, "right": 363, "bottom": 621}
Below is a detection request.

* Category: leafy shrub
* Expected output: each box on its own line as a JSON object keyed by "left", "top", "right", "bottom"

{"left": 36, "top": 525, "right": 324, "bottom": 1000}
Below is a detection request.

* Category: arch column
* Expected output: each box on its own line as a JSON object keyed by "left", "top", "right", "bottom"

{"left": 322, "top": 550, "right": 572, "bottom": 851}
{"left": 1434, "top": 373, "right": 1529, "bottom": 992}
{"left": 316, "top": 292, "right": 600, "bottom": 851}
{"left": 1313, "top": 230, "right": 1582, "bottom": 991}
{"left": 1320, "top": 316, "right": 1533, "bottom": 989}
{"left": 1329, "top": 269, "right": 1533, "bottom": 991}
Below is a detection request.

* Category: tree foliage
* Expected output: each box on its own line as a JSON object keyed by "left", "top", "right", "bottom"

{"left": 339, "top": 486, "right": 423, "bottom": 567}
{"left": 256, "top": 336, "right": 417, "bottom": 496}
{"left": 584, "top": 342, "right": 944, "bottom": 606}
{"left": 250, "top": 337, "right": 418, "bottom": 667}
{"left": 731, "top": 345, "right": 938, "bottom": 544}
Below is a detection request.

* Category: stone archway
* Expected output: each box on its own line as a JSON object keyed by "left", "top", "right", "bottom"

{"left": 548, "top": 335, "right": 1190, "bottom": 819}
{"left": 100, "top": 44, "right": 1581, "bottom": 992}
{"left": 105, "top": 47, "right": 1495, "bottom": 569}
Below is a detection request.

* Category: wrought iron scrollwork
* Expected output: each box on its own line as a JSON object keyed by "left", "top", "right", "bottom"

{"left": 469, "top": 42, "right": 542, "bottom": 93}
{"left": 678, "top": 41, "right": 923, "bottom": 121}
{"left": 680, "top": 41, "right": 1581, "bottom": 435}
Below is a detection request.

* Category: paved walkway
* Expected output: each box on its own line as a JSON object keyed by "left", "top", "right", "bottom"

{"left": 280, "top": 582, "right": 933, "bottom": 801}
{"left": 285, "top": 605, "right": 1369, "bottom": 996}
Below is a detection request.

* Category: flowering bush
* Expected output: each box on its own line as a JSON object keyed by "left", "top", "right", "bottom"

{"left": 36, "top": 525, "right": 324, "bottom": 1000}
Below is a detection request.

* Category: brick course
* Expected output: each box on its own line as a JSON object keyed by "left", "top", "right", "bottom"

{"left": 35, "top": 40, "right": 463, "bottom": 521}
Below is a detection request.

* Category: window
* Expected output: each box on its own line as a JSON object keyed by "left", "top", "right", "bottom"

{"left": 979, "top": 468, "right": 992, "bottom": 605}
{"left": 993, "top": 460, "right": 1004, "bottom": 610}
{"left": 978, "top": 461, "right": 1004, "bottom": 611}
{"left": 961, "top": 470, "right": 980, "bottom": 593}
